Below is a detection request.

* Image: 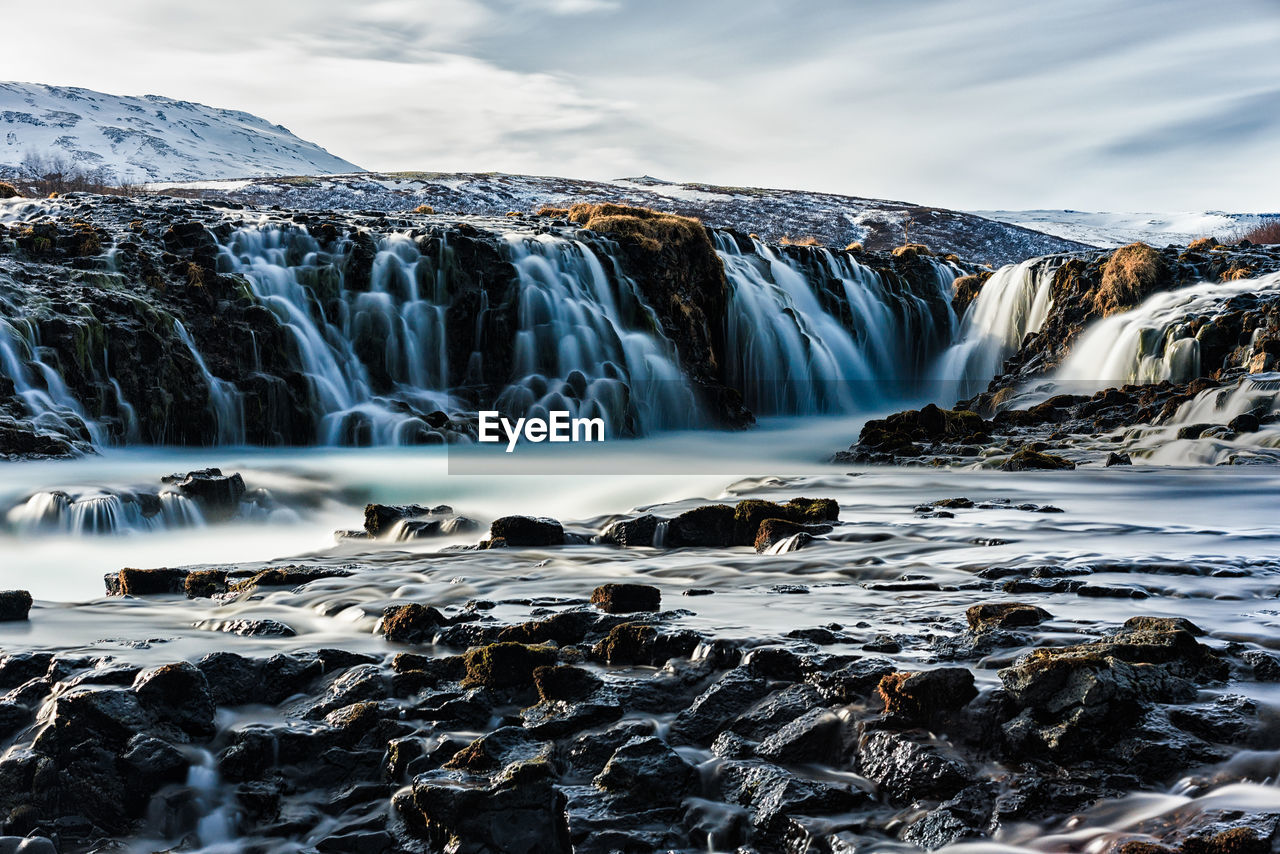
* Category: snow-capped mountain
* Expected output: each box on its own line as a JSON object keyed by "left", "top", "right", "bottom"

{"left": 0, "top": 82, "right": 362, "bottom": 182}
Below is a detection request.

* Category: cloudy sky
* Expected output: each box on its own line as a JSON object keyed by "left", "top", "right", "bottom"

{"left": 2, "top": 0, "right": 1278, "bottom": 210}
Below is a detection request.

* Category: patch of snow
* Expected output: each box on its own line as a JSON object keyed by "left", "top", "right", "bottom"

{"left": 977, "top": 210, "right": 1278, "bottom": 248}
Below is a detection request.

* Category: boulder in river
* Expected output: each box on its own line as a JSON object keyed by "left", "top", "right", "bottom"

{"left": 590, "top": 583, "right": 660, "bottom": 614}
{"left": 488, "top": 516, "right": 565, "bottom": 546}
{"left": 0, "top": 591, "right": 32, "bottom": 622}
{"left": 161, "top": 468, "right": 246, "bottom": 521}
{"left": 381, "top": 603, "right": 448, "bottom": 644}
{"left": 966, "top": 602, "right": 1052, "bottom": 632}
{"left": 878, "top": 668, "right": 977, "bottom": 724}
{"left": 1001, "top": 447, "right": 1076, "bottom": 471}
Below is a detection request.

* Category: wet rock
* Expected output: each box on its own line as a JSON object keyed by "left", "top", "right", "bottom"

{"left": 1244, "top": 650, "right": 1280, "bottom": 681}
{"left": 0, "top": 838, "right": 57, "bottom": 854}
{"left": 667, "top": 504, "right": 736, "bottom": 547}
{"left": 755, "top": 707, "right": 842, "bottom": 763}
{"left": 998, "top": 623, "right": 1227, "bottom": 757}
{"left": 807, "top": 656, "right": 899, "bottom": 703}
{"left": 716, "top": 758, "right": 864, "bottom": 840}
{"left": 133, "top": 662, "right": 215, "bottom": 738}
{"left": 901, "top": 784, "right": 995, "bottom": 848}
{"left": 1168, "top": 695, "right": 1259, "bottom": 744}
{"left": 121, "top": 733, "right": 189, "bottom": 790}
{"left": 462, "top": 642, "right": 558, "bottom": 691}
{"left": 0, "top": 591, "right": 31, "bottom": 622}
{"left": 1229, "top": 412, "right": 1261, "bottom": 434}
{"left": 1001, "top": 447, "right": 1076, "bottom": 471}
{"left": 1107, "top": 451, "right": 1133, "bottom": 466}
{"left": 183, "top": 569, "right": 227, "bottom": 598}
{"left": 591, "top": 622, "right": 701, "bottom": 666}
{"left": 593, "top": 736, "right": 698, "bottom": 804}
{"left": 754, "top": 518, "right": 831, "bottom": 552}
{"left": 380, "top": 603, "right": 448, "bottom": 643}
{"left": 859, "top": 730, "right": 972, "bottom": 803}
{"left": 878, "top": 668, "right": 977, "bottom": 724}
{"left": 445, "top": 727, "right": 552, "bottom": 773}
{"left": 730, "top": 684, "right": 824, "bottom": 740}
{"left": 1124, "top": 615, "right": 1205, "bottom": 636}
{"left": 107, "top": 567, "right": 189, "bottom": 596}
{"left": 363, "top": 503, "right": 452, "bottom": 537}
{"left": 533, "top": 665, "right": 601, "bottom": 703}
{"left": 213, "top": 618, "right": 297, "bottom": 637}
{"left": 589, "top": 583, "right": 660, "bottom": 614}
{"left": 229, "top": 565, "right": 353, "bottom": 594}
{"left": 966, "top": 602, "right": 1052, "bottom": 632}
{"left": 163, "top": 468, "right": 246, "bottom": 521}
{"left": 397, "top": 760, "right": 570, "bottom": 854}
{"left": 562, "top": 720, "right": 657, "bottom": 780}
{"left": 197, "top": 652, "right": 265, "bottom": 705}
{"left": 669, "top": 668, "right": 770, "bottom": 745}
{"left": 488, "top": 515, "right": 564, "bottom": 546}
{"left": 597, "top": 514, "right": 662, "bottom": 548}
{"left": 496, "top": 610, "right": 615, "bottom": 647}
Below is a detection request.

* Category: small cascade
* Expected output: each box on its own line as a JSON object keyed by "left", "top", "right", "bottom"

{"left": 1053, "top": 273, "right": 1280, "bottom": 393}
{"left": 4, "top": 487, "right": 206, "bottom": 535}
{"left": 496, "top": 233, "right": 702, "bottom": 434}
{"left": 0, "top": 315, "right": 105, "bottom": 444}
{"left": 936, "top": 258, "right": 1060, "bottom": 397}
{"left": 220, "top": 224, "right": 454, "bottom": 445}
{"left": 715, "top": 234, "right": 957, "bottom": 413}
{"left": 174, "top": 320, "right": 246, "bottom": 445}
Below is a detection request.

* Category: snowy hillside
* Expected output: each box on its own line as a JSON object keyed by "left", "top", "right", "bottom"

{"left": 977, "top": 209, "right": 1279, "bottom": 248}
{"left": 0, "top": 82, "right": 362, "bottom": 182}
{"left": 159, "top": 171, "right": 1089, "bottom": 266}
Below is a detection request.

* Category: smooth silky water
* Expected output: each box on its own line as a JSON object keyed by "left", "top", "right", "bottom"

{"left": 4, "top": 205, "right": 1280, "bottom": 849}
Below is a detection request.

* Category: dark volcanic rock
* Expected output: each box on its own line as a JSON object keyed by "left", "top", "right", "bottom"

{"left": 132, "top": 662, "right": 215, "bottom": 737}
{"left": 667, "top": 504, "right": 736, "bottom": 547}
{"left": 597, "top": 514, "right": 662, "bottom": 548}
{"left": 489, "top": 516, "right": 564, "bottom": 547}
{"left": 859, "top": 730, "right": 972, "bottom": 803}
{"left": 462, "top": 643, "right": 558, "bottom": 691}
{"left": 1000, "top": 447, "right": 1076, "bottom": 471}
{"left": 878, "top": 668, "right": 977, "bottom": 724}
{"left": 966, "top": 602, "right": 1052, "bottom": 632}
{"left": 589, "top": 583, "right": 661, "bottom": 614}
{"left": 380, "top": 603, "right": 448, "bottom": 644}
{"left": 0, "top": 591, "right": 32, "bottom": 622}
{"left": 397, "top": 760, "right": 570, "bottom": 854}
{"left": 162, "top": 468, "right": 246, "bottom": 521}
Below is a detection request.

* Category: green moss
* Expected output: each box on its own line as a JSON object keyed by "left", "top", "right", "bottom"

{"left": 784, "top": 497, "right": 840, "bottom": 522}
{"left": 462, "top": 642, "right": 557, "bottom": 689}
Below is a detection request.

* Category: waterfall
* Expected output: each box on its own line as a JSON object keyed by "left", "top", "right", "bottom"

{"left": 174, "top": 320, "right": 247, "bottom": 445}
{"left": 935, "top": 258, "right": 1059, "bottom": 398}
{"left": 1053, "top": 272, "right": 1280, "bottom": 392}
{"left": 715, "top": 234, "right": 957, "bottom": 413}
{"left": 5, "top": 487, "right": 206, "bottom": 535}
{"left": 496, "top": 233, "right": 702, "bottom": 434}
{"left": 0, "top": 315, "right": 105, "bottom": 445}
{"left": 220, "top": 225, "right": 454, "bottom": 445}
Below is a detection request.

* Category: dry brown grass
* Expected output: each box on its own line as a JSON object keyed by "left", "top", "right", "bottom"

{"left": 1187, "top": 236, "right": 1217, "bottom": 251}
{"left": 0, "top": 181, "right": 19, "bottom": 199}
{"left": 1223, "top": 265, "right": 1256, "bottom": 281}
{"left": 780, "top": 235, "right": 822, "bottom": 246}
{"left": 1239, "top": 221, "right": 1280, "bottom": 245}
{"left": 844, "top": 241, "right": 864, "bottom": 252}
{"left": 412, "top": 204, "right": 434, "bottom": 214}
{"left": 505, "top": 211, "right": 521, "bottom": 217}
{"left": 564, "top": 203, "right": 707, "bottom": 253}
{"left": 535, "top": 205, "right": 569, "bottom": 218}
{"left": 1095, "top": 242, "right": 1163, "bottom": 316}
{"left": 892, "top": 242, "right": 932, "bottom": 259}
{"left": 952, "top": 273, "right": 989, "bottom": 307}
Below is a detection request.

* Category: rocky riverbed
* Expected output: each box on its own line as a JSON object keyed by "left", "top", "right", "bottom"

{"left": 4, "top": 458, "right": 1280, "bottom": 854}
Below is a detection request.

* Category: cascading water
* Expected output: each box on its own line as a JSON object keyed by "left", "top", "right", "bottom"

{"left": 1053, "top": 272, "right": 1280, "bottom": 392}
{"left": 0, "top": 314, "right": 105, "bottom": 445}
{"left": 219, "top": 225, "right": 455, "bottom": 445}
{"left": 715, "top": 234, "right": 958, "bottom": 413}
{"left": 935, "top": 258, "right": 1060, "bottom": 398}
{"left": 496, "top": 233, "right": 702, "bottom": 434}
{"left": 174, "top": 320, "right": 246, "bottom": 445}
{"left": 4, "top": 487, "right": 205, "bottom": 535}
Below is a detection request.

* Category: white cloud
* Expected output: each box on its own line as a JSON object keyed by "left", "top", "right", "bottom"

{"left": 0, "top": 0, "right": 1276, "bottom": 210}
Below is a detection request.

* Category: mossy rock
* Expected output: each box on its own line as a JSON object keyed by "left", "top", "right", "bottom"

{"left": 1000, "top": 447, "right": 1076, "bottom": 471}
{"left": 462, "top": 642, "right": 558, "bottom": 689}
{"left": 183, "top": 570, "right": 228, "bottom": 599}
{"left": 532, "top": 665, "right": 601, "bottom": 703}
{"left": 381, "top": 603, "right": 448, "bottom": 644}
{"left": 966, "top": 602, "right": 1051, "bottom": 632}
